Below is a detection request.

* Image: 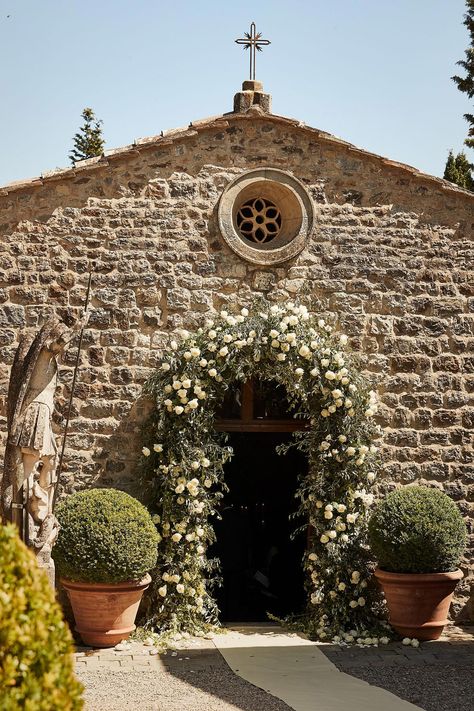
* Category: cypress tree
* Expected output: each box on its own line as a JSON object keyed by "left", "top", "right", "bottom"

{"left": 443, "top": 150, "right": 474, "bottom": 190}
{"left": 69, "top": 107, "right": 105, "bottom": 164}
{"left": 452, "top": 1, "right": 474, "bottom": 149}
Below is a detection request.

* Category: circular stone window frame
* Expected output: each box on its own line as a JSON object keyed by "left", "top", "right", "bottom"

{"left": 218, "top": 168, "right": 314, "bottom": 266}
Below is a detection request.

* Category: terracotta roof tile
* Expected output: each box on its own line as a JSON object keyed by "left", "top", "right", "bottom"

{"left": 1, "top": 111, "right": 473, "bottom": 200}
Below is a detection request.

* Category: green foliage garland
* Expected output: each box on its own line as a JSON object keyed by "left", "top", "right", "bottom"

{"left": 368, "top": 486, "right": 467, "bottom": 574}
{"left": 0, "top": 524, "right": 84, "bottom": 710}
{"left": 53, "top": 489, "right": 159, "bottom": 583}
{"left": 141, "top": 299, "right": 382, "bottom": 642}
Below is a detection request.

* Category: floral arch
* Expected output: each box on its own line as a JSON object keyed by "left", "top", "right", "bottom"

{"left": 141, "top": 299, "right": 382, "bottom": 641}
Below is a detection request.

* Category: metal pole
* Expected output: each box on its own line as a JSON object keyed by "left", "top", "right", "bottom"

{"left": 52, "top": 272, "right": 92, "bottom": 510}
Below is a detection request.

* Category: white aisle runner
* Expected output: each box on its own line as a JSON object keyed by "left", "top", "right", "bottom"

{"left": 213, "top": 627, "right": 422, "bottom": 711}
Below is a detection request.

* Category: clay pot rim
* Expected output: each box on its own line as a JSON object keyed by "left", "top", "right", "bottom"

{"left": 61, "top": 573, "right": 151, "bottom": 592}
{"left": 374, "top": 567, "right": 463, "bottom": 583}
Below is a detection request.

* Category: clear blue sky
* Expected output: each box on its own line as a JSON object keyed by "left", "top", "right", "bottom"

{"left": 0, "top": 0, "right": 471, "bottom": 185}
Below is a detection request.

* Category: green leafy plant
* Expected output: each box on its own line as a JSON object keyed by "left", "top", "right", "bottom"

{"left": 53, "top": 489, "right": 159, "bottom": 583}
{"left": 0, "top": 524, "right": 84, "bottom": 710}
{"left": 368, "top": 487, "right": 467, "bottom": 574}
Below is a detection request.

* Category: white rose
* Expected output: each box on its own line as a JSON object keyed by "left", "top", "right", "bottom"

{"left": 295, "top": 367, "right": 304, "bottom": 376}
{"left": 196, "top": 545, "right": 205, "bottom": 554}
{"left": 196, "top": 527, "right": 205, "bottom": 537}
{"left": 174, "top": 406, "right": 184, "bottom": 415}
{"left": 164, "top": 399, "right": 172, "bottom": 407}
{"left": 158, "top": 585, "right": 167, "bottom": 597}
{"left": 204, "top": 478, "right": 212, "bottom": 487}
{"left": 324, "top": 510, "right": 333, "bottom": 520}
{"left": 316, "top": 500, "right": 323, "bottom": 508}
{"left": 411, "top": 639, "right": 420, "bottom": 648}
{"left": 175, "top": 484, "right": 185, "bottom": 494}
{"left": 188, "top": 399, "right": 199, "bottom": 410}
{"left": 310, "top": 367, "right": 318, "bottom": 376}
{"left": 340, "top": 334, "right": 348, "bottom": 345}
{"left": 191, "top": 461, "right": 200, "bottom": 470}
{"left": 328, "top": 530, "right": 337, "bottom": 539}
{"left": 336, "top": 504, "right": 346, "bottom": 513}
{"left": 172, "top": 533, "right": 182, "bottom": 543}
{"left": 308, "top": 553, "right": 317, "bottom": 561}
{"left": 299, "top": 345, "right": 310, "bottom": 358}
{"left": 349, "top": 600, "right": 358, "bottom": 608}
{"left": 176, "top": 584, "right": 185, "bottom": 593}
{"left": 402, "top": 638, "right": 411, "bottom": 646}
{"left": 367, "top": 473, "right": 376, "bottom": 484}
{"left": 153, "top": 444, "right": 163, "bottom": 453}
{"left": 142, "top": 447, "right": 151, "bottom": 457}
{"left": 321, "top": 409, "right": 329, "bottom": 418}
{"left": 241, "top": 308, "right": 249, "bottom": 317}
{"left": 358, "top": 597, "right": 366, "bottom": 606}
{"left": 269, "top": 329, "right": 279, "bottom": 338}
{"left": 320, "top": 534, "right": 329, "bottom": 544}
{"left": 276, "top": 353, "right": 286, "bottom": 361}
{"left": 346, "top": 447, "right": 356, "bottom": 456}
{"left": 218, "top": 346, "right": 228, "bottom": 357}
{"left": 161, "top": 362, "right": 171, "bottom": 371}
{"left": 325, "top": 370, "right": 336, "bottom": 380}
{"left": 202, "top": 458, "right": 210, "bottom": 467}
{"left": 338, "top": 582, "right": 346, "bottom": 591}
{"left": 208, "top": 368, "right": 217, "bottom": 377}
{"left": 346, "top": 513, "right": 357, "bottom": 524}
{"left": 208, "top": 329, "right": 217, "bottom": 339}
{"left": 341, "top": 534, "right": 349, "bottom": 543}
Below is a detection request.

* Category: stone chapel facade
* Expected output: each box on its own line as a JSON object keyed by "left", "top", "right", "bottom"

{"left": 0, "top": 81, "right": 473, "bottom": 617}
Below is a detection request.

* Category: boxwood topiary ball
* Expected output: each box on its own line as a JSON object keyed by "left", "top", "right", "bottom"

{"left": 53, "top": 488, "right": 159, "bottom": 584}
{"left": 368, "top": 486, "right": 466, "bottom": 574}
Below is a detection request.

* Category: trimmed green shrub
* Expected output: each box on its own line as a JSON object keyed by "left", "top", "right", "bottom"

{"left": 0, "top": 524, "right": 84, "bottom": 710}
{"left": 53, "top": 488, "right": 159, "bottom": 583}
{"left": 368, "top": 486, "right": 467, "bottom": 574}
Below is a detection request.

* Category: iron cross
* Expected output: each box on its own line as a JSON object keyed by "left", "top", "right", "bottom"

{"left": 235, "top": 22, "right": 271, "bottom": 81}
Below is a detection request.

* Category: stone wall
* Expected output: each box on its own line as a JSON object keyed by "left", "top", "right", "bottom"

{"left": 0, "top": 114, "right": 472, "bottom": 617}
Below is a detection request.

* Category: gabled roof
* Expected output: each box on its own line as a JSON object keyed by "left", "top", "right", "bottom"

{"left": 1, "top": 108, "right": 473, "bottom": 200}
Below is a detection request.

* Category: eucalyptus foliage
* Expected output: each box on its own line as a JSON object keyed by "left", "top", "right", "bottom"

{"left": 141, "top": 299, "right": 382, "bottom": 641}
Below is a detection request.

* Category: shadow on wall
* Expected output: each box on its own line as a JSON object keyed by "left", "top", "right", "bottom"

{"left": 56, "top": 392, "right": 153, "bottom": 503}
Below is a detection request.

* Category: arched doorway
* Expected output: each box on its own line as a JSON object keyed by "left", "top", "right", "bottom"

{"left": 213, "top": 379, "right": 309, "bottom": 621}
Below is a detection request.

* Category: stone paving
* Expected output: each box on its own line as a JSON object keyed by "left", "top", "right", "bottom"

{"left": 74, "top": 625, "right": 474, "bottom": 711}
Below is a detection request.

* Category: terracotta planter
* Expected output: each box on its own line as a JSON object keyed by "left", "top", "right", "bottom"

{"left": 61, "top": 574, "right": 151, "bottom": 647}
{"left": 374, "top": 568, "right": 463, "bottom": 640}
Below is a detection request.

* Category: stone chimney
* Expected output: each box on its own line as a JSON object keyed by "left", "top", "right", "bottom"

{"left": 233, "top": 80, "right": 272, "bottom": 114}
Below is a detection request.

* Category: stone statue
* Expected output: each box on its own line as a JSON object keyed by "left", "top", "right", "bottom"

{"left": 1, "top": 315, "right": 87, "bottom": 582}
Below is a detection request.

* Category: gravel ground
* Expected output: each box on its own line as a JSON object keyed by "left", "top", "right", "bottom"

{"left": 332, "top": 663, "right": 473, "bottom": 711}
{"left": 76, "top": 649, "right": 292, "bottom": 711}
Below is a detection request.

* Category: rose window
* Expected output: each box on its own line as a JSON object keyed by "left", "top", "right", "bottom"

{"left": 236, "top": 198, "right": 282, "bottom": 244}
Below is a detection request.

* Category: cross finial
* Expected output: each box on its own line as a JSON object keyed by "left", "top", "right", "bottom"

{"left": 235, "top": 22, "right": 271, "bottom": 81}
